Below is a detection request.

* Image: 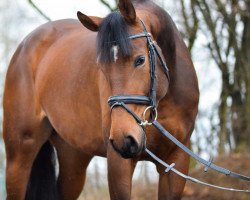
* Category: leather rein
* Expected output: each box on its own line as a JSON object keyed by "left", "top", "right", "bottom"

{"left": 107, "top": 20, "right": 250, "bottom": 192}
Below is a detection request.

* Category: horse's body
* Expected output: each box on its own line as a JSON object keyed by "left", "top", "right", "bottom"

{"left": 3, "top": 0, "right": 199, "bottom": 199}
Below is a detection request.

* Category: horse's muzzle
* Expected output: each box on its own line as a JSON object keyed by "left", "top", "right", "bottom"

{"left": 110, "top": 133, "right": 145, "bottom": 159}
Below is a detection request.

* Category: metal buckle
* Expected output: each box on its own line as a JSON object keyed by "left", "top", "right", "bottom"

{"left": 204, "top": 157, "right": 214, "bottom": 172}
{"left": 139, "top": 106, "right": 158, "bottom": 126}
{"left": 165, "top": 163, "right": 176, "bottom": 173}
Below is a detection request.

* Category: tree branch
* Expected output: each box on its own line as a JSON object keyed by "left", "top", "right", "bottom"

{"left": 189, "top": 0, "right": 199, "bottom": 51}
{"left": 28, "top": 0, "right": 51, "bottom": 21}
{"left": 195, "top": 0, "right": 225, "bottom": 67}
{"left": 180, "top": 0, "right": 199, "bottom": 51}
{"left": 180, "top": 0, "right": 190, "bottom": 33}
{"left": 99, "top": 0, "right": 116, "bottom": 12}
{"left": 214, "top": 0, "right": 229, "bottom": 22}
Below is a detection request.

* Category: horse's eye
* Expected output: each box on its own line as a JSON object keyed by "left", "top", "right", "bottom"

{"left": 134, "top": 55, "right": 145, "bottom": 67}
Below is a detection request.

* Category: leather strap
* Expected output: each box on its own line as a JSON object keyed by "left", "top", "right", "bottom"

{"left": 109, "top": 101, "right": 143, "bottom": 124}
{"left": 152, "top": 43, "right": 170, "bottom": 80}
{"left": 152, "top": 120, "right": 250, "bottom": 181}
{"left": 129, "top": 32, "right": 151, "bottom": 40}
{"left": 108, "top": 95, "right": 150, "bottom": 107}
{"left": 146, "top": 148, "right": 250, "bottom": 192}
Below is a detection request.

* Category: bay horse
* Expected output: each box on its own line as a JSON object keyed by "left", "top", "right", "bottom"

{"left": 3, "top": 0, "right": 199, "bottom": 199}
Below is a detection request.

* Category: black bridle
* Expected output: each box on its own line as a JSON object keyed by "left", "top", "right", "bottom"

{"left": 108, "top": 20, "right": 169, "bottom": 126}
{"left": 107, "top": 20, "right": 250, "bottom": 192}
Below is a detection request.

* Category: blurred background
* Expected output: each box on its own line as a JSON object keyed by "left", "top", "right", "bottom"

{"left": 0, "top": 0, "right": 249, "bottom": 199}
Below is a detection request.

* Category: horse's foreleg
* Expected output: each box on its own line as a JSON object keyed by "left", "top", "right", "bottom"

{"left": 51, "top": 134, "right": 92, "bottom": 200}
{"left": 107, "top": 144, "right": 136, "bottom": 200}
{"left": 4, "top": 118, "right": 53, "bottom": 200}
{"left": 156, "top": 147, "right": 190, "bottom": 200}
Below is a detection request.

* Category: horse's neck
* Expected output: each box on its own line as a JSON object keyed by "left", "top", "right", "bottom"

{"left": 138, "top": 2, "right": 199, "bottom": 133}
{"left": 145, "top": 5, "right": 198, "bottom": 102}
{"left": 160, "top": 24, "right": 199, "bottom": 107}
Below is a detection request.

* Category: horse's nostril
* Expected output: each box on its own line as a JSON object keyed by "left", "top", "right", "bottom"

{"left": 125, "top": 136, "right": 138, "bottom": 154}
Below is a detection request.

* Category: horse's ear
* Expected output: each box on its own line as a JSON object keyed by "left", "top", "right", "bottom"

{"left": 77, "top": 11, "right": 102, "bottom": 32}
{"left": 118, "top": 0, "right": 137, "bottom": 24}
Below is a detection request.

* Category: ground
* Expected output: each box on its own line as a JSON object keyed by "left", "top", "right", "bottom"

{"left": 182, "top": 153, "right": 250, "bottom": 200}
{"left": 80, "top": 153, "right": 250, "bottom": 199}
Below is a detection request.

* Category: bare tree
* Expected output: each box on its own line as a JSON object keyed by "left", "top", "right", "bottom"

{"left": 178, "top": 0, "right": 250, "bottom": 153}
{"left": 179, "top": 0, "right": 199, "bottom": 51}
{"left": 100, "top": 0, "right": 118, "bottom": 11}
{"left": 28, "top": 0, "right": 51, "bottom": 21}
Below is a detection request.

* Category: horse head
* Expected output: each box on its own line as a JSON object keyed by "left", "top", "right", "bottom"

{"left": 77, "top": 0, "right": 169, "bottom": 158}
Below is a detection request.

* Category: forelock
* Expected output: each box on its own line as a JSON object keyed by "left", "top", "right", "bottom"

{"left": 97, "top": 12, "right": 132, "bottom": 64}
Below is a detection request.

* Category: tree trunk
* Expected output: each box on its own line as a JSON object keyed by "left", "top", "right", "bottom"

{"left": 218, "top": 83, "right": 229, "bottom": 153}
{"left": 232, "top": 4, "right": 250, "bottom": 152}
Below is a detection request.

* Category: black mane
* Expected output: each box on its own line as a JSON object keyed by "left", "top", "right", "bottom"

{"left": 97, "top": 12, "right": 132, "bottom": 63}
